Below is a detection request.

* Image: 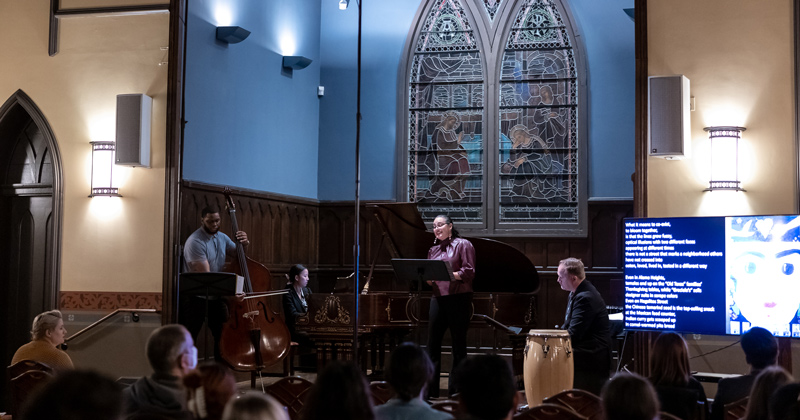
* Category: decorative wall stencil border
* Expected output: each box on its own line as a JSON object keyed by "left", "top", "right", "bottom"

{"left": 60, "top": 292, "right": 162, "bottom": 311}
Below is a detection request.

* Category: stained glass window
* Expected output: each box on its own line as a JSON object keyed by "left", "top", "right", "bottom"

{"left": 409, "top": 0, "right": 485, "bottom": 222}
{"left": 405, "top": 0, "right": 583, "bottom": 233}
{"left": 498, "top": 0, "right": 578, "bottom": 223}
{"left": 482, "top": 0, "right": 504, "bottom": 21}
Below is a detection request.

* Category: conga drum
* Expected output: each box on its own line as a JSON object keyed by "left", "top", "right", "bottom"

{"left": 522, "top": 329, "right": 573, "bottom": 406}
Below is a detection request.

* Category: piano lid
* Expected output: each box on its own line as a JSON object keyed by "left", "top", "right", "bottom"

{"left": 367, "top": 202, "right": 539, "bottom": 294}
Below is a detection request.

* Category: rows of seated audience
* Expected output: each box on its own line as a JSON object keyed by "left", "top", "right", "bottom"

{"left": 8, "top": 310, "right": 800, "bottom": 420}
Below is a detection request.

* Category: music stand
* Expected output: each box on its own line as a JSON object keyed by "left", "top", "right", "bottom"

{"left": 391, "top": 259, "right": 455, "bottom": 344}
{"left": 178, "top": 272, "right": 241, "bottom": 360}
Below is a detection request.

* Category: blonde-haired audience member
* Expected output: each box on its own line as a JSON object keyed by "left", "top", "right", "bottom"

{"left": 11, "top": 309, "right": 73, "bottom": 370}
{"left": 601, "top": 372, "right": 659, "bottom": 420}
{"left": 222, "top": 392, "right": 289, "bottom": 420}
{"left": 741, "top": 365, "right": 793, "bottom": 420}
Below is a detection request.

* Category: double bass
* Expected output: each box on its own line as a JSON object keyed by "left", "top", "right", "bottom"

{"left": 219, "top": 189, "right": 292, "bottom": 372}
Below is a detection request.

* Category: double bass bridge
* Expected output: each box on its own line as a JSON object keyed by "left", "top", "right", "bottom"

{"left": 243, "top": 310, "right": 260, "bottom": 320}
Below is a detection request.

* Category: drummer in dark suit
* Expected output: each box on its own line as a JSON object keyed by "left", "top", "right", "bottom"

{"left": 283, "top": 264, "right": 313, "bottom": 350}
{"left": 557, "top": 257, "right": 611, "bottom": 395}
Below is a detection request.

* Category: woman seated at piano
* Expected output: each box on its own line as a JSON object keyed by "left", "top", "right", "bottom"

{"left": 11, "top": 309, "right": 74, "bottom": 371}
{"left": 283, "top": 264, "right": 313, "bottom": 350}
{"left": 426, "top": 214, "right": 475, "bottom": 398}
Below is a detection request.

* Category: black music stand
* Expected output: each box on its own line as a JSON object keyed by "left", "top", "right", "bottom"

{"left": 391, "top": 259, "right": 454, "bottom": 344}
{"left": 178, "top": 272, "right": 241, "bottom": 359}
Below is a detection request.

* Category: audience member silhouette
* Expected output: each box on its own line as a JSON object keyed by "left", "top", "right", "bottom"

{"left": 222, "top": 392, "right": 290, "bottom": 420}
{"left": 740, "top": 365, "right": 792, "bottom": 420}
{"left": 710, "top": 326, "right": 778, "bottom": 420}
{"left": 183, "top": 362, "right": 238, "bottom": 420}
{"left": 648, "top": 332, "right": 708, "bottom": 420}
{"left": 451, "top": 354, "right": 520, "bottom": 420}
{"left": 300, "top": 360, "right": 375, "bottom": 420}
{"left": 122, "top": 324, "right": 197, "bottom": 420}
{"left": 601, "top": 372, "right": 659, "bottom": 420}
{"left": 375, "top": 342, "right": 453, "bottom": 420}
{"left": 19, "top": 369, "right": 122, "bottom": 420}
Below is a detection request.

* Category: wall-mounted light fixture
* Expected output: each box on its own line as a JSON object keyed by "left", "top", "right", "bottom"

{"left": 703, "top": 126, "right": 746, "bottom": 192}
{"left": 339, "top": 0, "right": 350, "bottom": 10}
{"left": 282, "top": 56, "right": 313, "bottom": 70}
{"left": 90, "top": 141, "right": 121, "bottom": 197}
{"left": 216, "top": 26, "right": 250, "bottom": 44}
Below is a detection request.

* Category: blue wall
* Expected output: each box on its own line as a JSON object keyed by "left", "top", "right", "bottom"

{"left": 317, "top": 0, "right": 421, "bottom": 201}
{"left": 317, "top": 0, "right": 635, "bottom": 201}
{"left": 569, "top": 0, "right": 635, "bottom": 198}
{"left": 184, "top": 0, "right": 321, "bottom": 199}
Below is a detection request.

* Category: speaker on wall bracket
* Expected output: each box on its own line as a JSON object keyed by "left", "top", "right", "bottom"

{"left": 648, "top": 75, "right": 690, "bottom": 160}
{"left": 115, "top": 93, "right": 152, "bottom": 167}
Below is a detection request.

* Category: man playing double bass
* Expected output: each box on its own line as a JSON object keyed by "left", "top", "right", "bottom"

{"left": 181, "top": 205, "right": 249, "bottom": 361}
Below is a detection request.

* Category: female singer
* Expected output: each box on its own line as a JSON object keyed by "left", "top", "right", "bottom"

{"left": 426, "top": 214, "right": 475, "bottom": 398}
{"left": 283, "top": 264, "right": 313, "bottom": 349}
{"left": 11, "top": 309, "right": 74, "bottom": 370}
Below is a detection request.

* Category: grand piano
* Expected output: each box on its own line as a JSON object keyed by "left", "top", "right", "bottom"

{"left": 296, "top": 202, "right": 540, "bottom": 376}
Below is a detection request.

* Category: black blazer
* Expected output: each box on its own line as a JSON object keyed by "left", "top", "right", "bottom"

{"left": 564, "top": 279, "right": 611, "bottom": 371}
{"left": 282, "top": 284, "right": 312, "bottom": 338}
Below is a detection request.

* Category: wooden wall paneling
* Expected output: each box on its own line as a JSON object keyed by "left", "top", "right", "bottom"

{"left": 318, "top": 206, "right": 344, "bottom": 267}
{"left": 179, "top": 182, "right": 320, "bottom": 280}
{"left": 569, "top": 240, "right": 590, "bottom": 266}
{"left": 546, "top": 241, "right": 570, "bottom": 267}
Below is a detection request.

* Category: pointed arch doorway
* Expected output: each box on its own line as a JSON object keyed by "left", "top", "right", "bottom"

{"left": 0, "top": 90, "right": 63, "bottom": 377}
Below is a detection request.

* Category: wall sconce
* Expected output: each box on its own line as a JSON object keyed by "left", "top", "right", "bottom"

{"left": 216, "top": 26, "right": 250, "bottom": 44}
{"left": 282, "top": 56, "right": 313, "bottom": 70}
{"left": 339, "top": 0, "right": 350, "bottom": 10}
{"left": 703, "top": 126, "right": 746, "bottom": 192}
{"left": 90, "top": 141, "right": 121, "bottom": 197}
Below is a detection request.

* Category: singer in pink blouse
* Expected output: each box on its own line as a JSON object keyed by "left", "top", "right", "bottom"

{"left": 426, "top": 214, "right": 475, "bottom": 398}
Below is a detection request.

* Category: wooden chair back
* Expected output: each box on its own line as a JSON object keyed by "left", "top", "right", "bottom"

{"left": 369, "top": 381, "right": 395, "bottom": 406}
{"left": 9, "top": 369, "right": 54, "bottom": 417}
{"left": 514, "top": 403, "right": 588, "bottom": 420}
{"left": 431, "top": 399, "right": 460, "bottom": 416}
{"left": 7, "top": 359, "right": 54, "bottom": 379}
{"left": 264, "top": 376, "right": 314, "bottom": 420}
{"left": 660, "top": 411, "right": 682, "bottom": 420}
{"left": 542, "top": 389, "right": 602, "bottom": 420}
{"left": 724, "top": 396, "right": 747, "bottom": 420}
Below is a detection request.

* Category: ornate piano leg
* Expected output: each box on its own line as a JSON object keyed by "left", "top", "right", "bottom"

{"left": 377, "top": 334, "right": 386, "bottom": 374}
{"left": 370, "top": 335, "right": 378, "bottom": 374}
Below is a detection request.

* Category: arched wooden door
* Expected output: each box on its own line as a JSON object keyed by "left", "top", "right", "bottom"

{"left": 0, "top": 90, "right": 62, "bottom": 407}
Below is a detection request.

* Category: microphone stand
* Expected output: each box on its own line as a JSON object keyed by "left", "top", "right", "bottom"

{"left": 352, "top": 0, "right": 363, "bottom": 368}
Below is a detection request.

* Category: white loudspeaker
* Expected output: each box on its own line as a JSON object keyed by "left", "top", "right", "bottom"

{"left": 648, "top": 75, "right": 690, "bottom": 159}
{"left": 115, "top": 94, "right": 152, "bottom": 167}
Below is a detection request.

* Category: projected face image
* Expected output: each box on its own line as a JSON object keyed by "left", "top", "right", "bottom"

{"left": 730, "top": 248, "right": 800, "bottom": 326}
{"left": 728, "top": 216, "right": 800, "bottom": 331}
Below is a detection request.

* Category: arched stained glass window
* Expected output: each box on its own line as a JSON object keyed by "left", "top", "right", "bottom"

{"left": 403, "top": 0, "right": 585, "bottom": 235}
{"left": 408, "top": 0, "right": 485, "bottom": 222}
{"left": 498, "top": 1, "right": 578, "bottom": 224}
